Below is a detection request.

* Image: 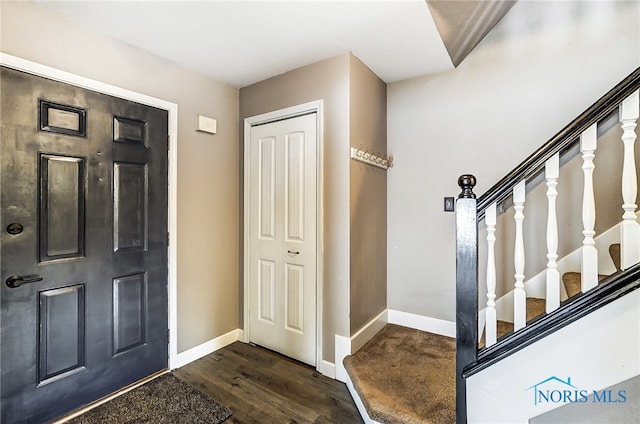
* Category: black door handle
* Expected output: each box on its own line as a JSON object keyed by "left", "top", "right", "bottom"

{"left": 287, "top": 250, "right": 300, "bottom": 255}
{"left": 5, "top": 275, "right": 44, "bottom": 288}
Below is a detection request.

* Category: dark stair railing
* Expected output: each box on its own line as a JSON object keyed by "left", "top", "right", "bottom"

{"left": 455, "top": 67, "right": 640, "bottom": 424}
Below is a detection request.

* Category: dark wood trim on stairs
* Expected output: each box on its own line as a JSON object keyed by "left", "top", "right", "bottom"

{"left": 477, "top": 67, "right": 640, "bottom": 218}
{"left": 455, "top": 175, "right": 479, "bottom": 424}
{"left": 462, "top": 262, "right": 640, "bottom": 379}
{"left": 455, "top": 69, "right": 640, "bottom": 424}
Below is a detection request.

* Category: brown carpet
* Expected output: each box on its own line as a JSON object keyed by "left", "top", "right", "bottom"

{"left": 67, "top": 373, "right": 232, "bottom": 424}
{"left": 563, "top": 243, "right": 620, "bottom": 298}
{"left": 344, "top": 324, "right": 456, "bottom": 424}
{"left": 481, "top": 241, "right": 621, "bottom": 344}
{"left": 479, "top": 296, "right": 545, "bottom": 348}
{"left": 562, "top": 272, "right": 609, "bottom": 298}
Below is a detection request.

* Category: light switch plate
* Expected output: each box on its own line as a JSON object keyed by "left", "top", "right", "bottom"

{"left": 444, "top": 197, "right": 455, "bottom": 212}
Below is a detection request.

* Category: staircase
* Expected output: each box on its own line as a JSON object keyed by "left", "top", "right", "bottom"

{"left": 342, "top": 244, "right": 625, "bottom": 424}
{"left": 456, "top": 67, "right": 640, "bottom": 423}
{"left": 343, "top": 68, "right": 640, "bottom": 424}
{"left": 479, "top": 243, "right": 621, "bottom": 348}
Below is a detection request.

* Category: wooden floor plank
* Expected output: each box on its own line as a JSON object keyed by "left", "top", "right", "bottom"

{"left": 174, "top": 342, "right": 363, "bottom": 424}
{"left": 200, "top": 364, "right": 320, "bottom": 423}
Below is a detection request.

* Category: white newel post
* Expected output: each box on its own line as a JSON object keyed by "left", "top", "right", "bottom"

{"left": 513, "top": 180, "right": 526, "bottom": 330}
{"left": 545, "top": 153, "right": 560, "bottom": 313}
{"left": 619, "top": 90, "right": 640, "bottom": 270}
{"left": 581, "top": 124, "right": 598, "bottom": 291}
{"left": 485, "top": 202, "right": 498, "bottom": 346}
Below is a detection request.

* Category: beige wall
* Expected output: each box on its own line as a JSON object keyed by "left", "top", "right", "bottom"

{"left": 1, "top": 1, "right": 240, "bottom": 353}
{"left": 387, "top": 0, "right": 640, "bottom": 322}
{"left": 240, "top": 54, "right": 351, "bottom": 362}
{"left": 349, "top": 55, "right": 387, "bottom": 333}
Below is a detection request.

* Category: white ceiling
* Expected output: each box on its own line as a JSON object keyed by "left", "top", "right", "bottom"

{"left": 35, "top": 0, "right": 455, "bottom": 88}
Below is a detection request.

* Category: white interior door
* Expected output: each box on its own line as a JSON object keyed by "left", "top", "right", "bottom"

{"left": 247, "top": 113, "right": 317, "bottom": 365}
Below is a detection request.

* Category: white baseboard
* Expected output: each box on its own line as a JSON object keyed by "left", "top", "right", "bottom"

{"left": 334, "top": 309, "right": 455, "bottom": 383}
{"left": 335, "top": 334, "right": 351, "bottom": 383}
{"left": 335, "top": 310, "right": 389, "bottom": 383}
{"left": 172, "top": 328, "right": 242, "bottom": 369}
{"left": 346, "top": 371, "right": 381, "bottom": 424}
{"left": 351, "top": 309, "right": 388, "bottom": 354}
{"left": 387, "top": 309, "right": 456, "bottom": 338}
{"left": 321, "top": 360, "right": 336, "bottom": 379}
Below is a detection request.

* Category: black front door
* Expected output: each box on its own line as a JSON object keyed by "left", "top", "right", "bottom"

{"left": 1, "top": 67, "right": 169, "bottom": 423}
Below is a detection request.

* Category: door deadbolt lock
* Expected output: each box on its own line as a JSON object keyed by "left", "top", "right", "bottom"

{"left": 6, "top": 223, "right": 24, "bottom": 235}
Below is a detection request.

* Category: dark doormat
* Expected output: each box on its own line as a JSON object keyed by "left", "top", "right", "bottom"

{"left": 67, "top": 373, "right": 232, "bottom": 424}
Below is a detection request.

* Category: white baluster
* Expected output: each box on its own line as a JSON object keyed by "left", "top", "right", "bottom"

{"left": 485, "top": 202, "right": 498, "bottom": 346}
{"left": 619, "top": 90, "right": 640, "bottom": 270}
{"left": 581, "top": 124, "right": 598, "bottom": 291}
{"left": 513, "top": 180, "right": 526, "bottom": 330}
{"left": 545, "top": 153, "right": 560, "bottom": 312}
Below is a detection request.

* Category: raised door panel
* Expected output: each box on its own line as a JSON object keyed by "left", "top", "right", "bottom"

{"left": 286, "top": 132, "right": 305, "bottom": 242}
{"left": 113, "top": 116, "right": 146, "bottom": 145}
{"left": 38, "top": 285, "right": 86, "bottom": 384}
{"left": 113, "top": 163, "right": 148, "bottom": 252}
{"left": 39, "top": 100, "right": 87, "bottom": 137}
{"left": 258, "top": 259, "right": 276, "bottom": 324}
{"left": 259, "top": 137, "right": 276, "bottom": 240}
{"left": 113, "top": 273, "right": 147, "bottom": 355}
{"left": 39, "top": 155, "right": 86, "bottom": 261}
{"left": 285, "top": 263, "right": 304, "bottom": 333}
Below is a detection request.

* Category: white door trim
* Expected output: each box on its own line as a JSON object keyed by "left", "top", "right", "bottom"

{"left": 0, "top": 53, "right": 180, "bottom": 369}
{"left": 243, "top": 100, "right": 324, "bottom": 370}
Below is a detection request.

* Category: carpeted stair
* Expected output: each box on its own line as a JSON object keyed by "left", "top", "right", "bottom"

{"left": 562, "top": 243, "right": 621, "bottom": 298}
{"left": 480, "top": 243, "right": 621, "bottom": 347}
{"left": 343, "top": 324, "right": 456, "bottom": 424}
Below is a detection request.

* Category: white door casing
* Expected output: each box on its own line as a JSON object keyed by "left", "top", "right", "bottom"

{"left": 244, "top": 102, "right": 323, "bottom": 367}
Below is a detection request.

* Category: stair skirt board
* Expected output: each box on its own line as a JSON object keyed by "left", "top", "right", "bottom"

{"left": 346, "top": 374, "right": 382, "bottom": 424}
{"left": 466, "top": 289, "right": 640, "bottom": 424}
{"left": 334, "top": 309, "right": 456, "bottom": 383}
{"left": 530, "top": 375, "right": 640, "bottom": 424}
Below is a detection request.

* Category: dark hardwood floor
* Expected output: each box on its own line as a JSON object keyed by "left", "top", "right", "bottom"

{"left": 174, "top": 341, "right": 364, "bottom": 424}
